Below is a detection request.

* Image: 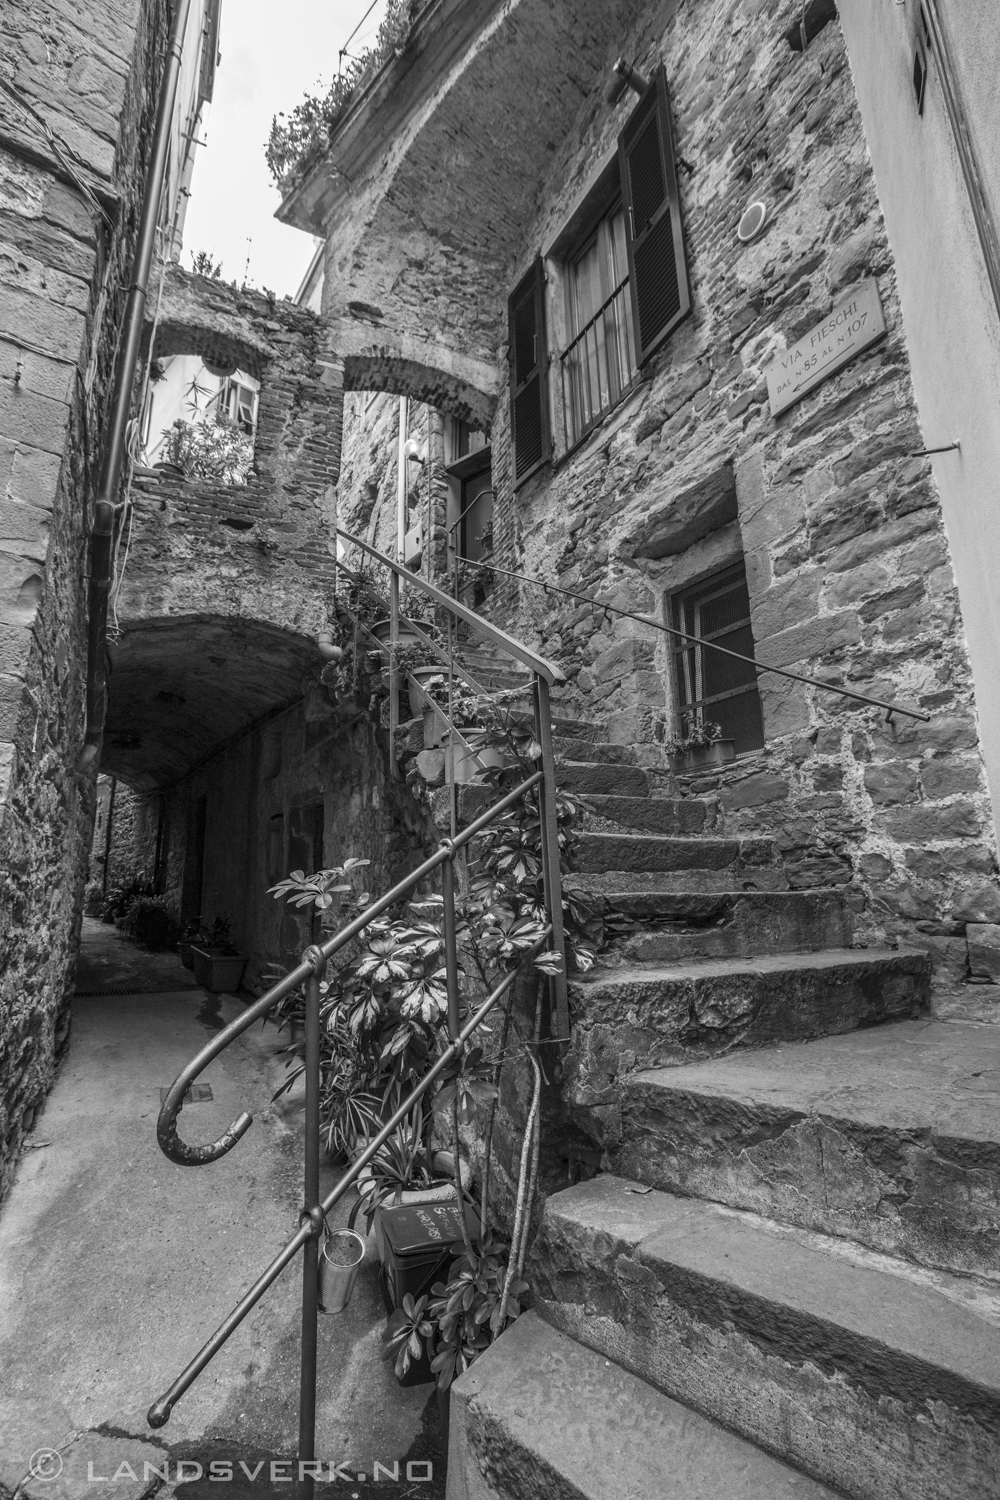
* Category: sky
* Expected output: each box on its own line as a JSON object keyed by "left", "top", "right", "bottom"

{"left": 182, "top": 0, "right": 388, "bottom": 299}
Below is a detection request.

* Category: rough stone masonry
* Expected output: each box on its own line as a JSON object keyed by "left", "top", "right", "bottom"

{"left": 324, "top": 0, "right": 1000, "bottom": 1015}
{"left": 0, "top": 0, "right": 178, "bottom": 1202}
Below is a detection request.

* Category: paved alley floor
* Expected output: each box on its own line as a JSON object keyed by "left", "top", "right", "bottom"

{"left": 0, "top": 922, "right": 443, "bottom": 1499}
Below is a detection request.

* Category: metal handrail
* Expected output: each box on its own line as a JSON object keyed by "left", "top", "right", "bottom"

{"left": 149, "top": 527, "right": 574, "bottom": 1495}
{"left": 148, "top": 931, "right": 549, "bottom": 1432}
{"left": 335, "top": 527, "right": 564, "bottom": 687}
{"left": 470, "top": 559, "right": 931, "bottom": 724}
{"left": 150, "top": 767, "right": 553, "bottom": 1498}
{"left": 334, "top": 525, "right": 569, "bottom": 1034}
{"left": 157, "top": 771, "right": 542, "bottom": 1165}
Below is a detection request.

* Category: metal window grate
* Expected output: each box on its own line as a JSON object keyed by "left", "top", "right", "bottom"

{"left": 672, "top": 562, "right": 765, "bottom": 753}
{"left": 560, "top": 279, "right": 637, "bottom": 447}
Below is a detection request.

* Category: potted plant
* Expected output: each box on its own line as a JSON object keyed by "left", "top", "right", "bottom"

{"left": 191, "top": 916, "right": 247, "bottom": 992}
{"left": 666, "top": 718, "right": 736, "bottom": 771}
{"left": 178, "top": 919, "right": 207, "bottom": 970}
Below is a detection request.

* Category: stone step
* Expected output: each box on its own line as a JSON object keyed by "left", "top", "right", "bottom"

{"left": 559, "top": 762, "right": 650, "bottom": 796}
{"left": 564, "top": 949, "right": 929, "bottom": 1139}
{"left": 575, "top": 868, "right": 792, "bottom": 894}
{"left": 554, "top": 739, "right": 639, "bottom": 766}
{"left": 549, "top": 715, "right": 606, "bottom": 742}
{"left": 447, "top": 1308, "right": 837, "bottom": 1500}
{"left": 576, "top": 831, "right": 779, "bottom": 874}
{"left": 530, "top": 1175, "right": 1000, "bottom": 1500}
{"left": 582, "top": 794, "right": 712, "bottom": 836}
{"left": 600, "top": 887, "right": 856, "bottom": 964}
{"left": 615, "top": 1017, "right": 1000, "bottom": 1281}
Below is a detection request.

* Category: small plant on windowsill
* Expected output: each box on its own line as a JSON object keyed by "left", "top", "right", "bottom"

{"left": 665, "top": 719, "right": 736, "bottom": 771}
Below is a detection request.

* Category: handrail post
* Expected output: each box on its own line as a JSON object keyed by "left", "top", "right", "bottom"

{"left": 534, "top": 675, "right": 569, "bottom": 1039}
{"left": 441, "top": 856, "right": 462, "bottom": 1043}
{"left": 297, "top": 946, "right": 325, "bottom": 1500}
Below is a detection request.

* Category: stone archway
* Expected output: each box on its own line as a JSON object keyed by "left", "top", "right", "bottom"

{"left": 103, "top": 615, "right": 325, "bottom": 790}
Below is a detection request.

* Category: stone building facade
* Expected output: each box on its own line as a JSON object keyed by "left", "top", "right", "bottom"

{"left": 0, "top": 0, "right": 220, "bottom": 1198}
{"left": 282, "top": 0, "right": 1000, "bottom": 1016}
{"left": 270, "top": 4, "right": 1000, "bottom": 1494}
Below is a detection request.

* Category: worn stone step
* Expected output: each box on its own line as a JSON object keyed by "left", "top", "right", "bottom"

{"left": 447, "top": 1308, "right": 837, "bottom": 1500}
{"left": 576, "top": 831, "right": 779, "bottom": 874}
{"left": 582, "top": 794, "right": 710, "bottom": 835}
{"left": 548, "top": 715, "right": 606, "bottom": 742}
{"left": 616, "top": 1017, "right": 1000, "bottom": 1281}
{"left": 564, "top": 949, "right": 929, "bottom": 1144}
{"left": 559, "top": 762, "right": 650, "bottom": 796}
{"left": 553, "top": 739, "right": 638, "bottom": 766}
{"left": 530, "top": 1175, "right": 1000, "bottom": 1500}
{"left": 601, "top": 887, "right": 855, "bottom": 964}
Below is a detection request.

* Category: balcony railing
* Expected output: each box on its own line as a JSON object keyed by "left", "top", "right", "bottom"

{"left": 560, "top": 279, "right": 637, "bottom": 448}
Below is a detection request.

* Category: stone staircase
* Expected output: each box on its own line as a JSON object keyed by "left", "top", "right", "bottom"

{"left": 441, "top": 646, "right": 1000, "bottom": 1500}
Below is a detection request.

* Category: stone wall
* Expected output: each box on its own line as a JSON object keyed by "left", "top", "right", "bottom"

{"left": 0, "top": 0, "right": 181, "bottom": 1199}
{"left": 484, "top": 0, "right": 998, "bottom": 1012}
{"left": 89, "top": 778, "right": 160, "bottom": 895}
{"left": 158, "top": 689, "right": 437, "bottom": 993}
{"left": 326, "top": 1, "right": 1000, "bottom": 1016}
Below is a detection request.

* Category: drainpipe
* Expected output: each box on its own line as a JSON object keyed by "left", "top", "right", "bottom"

{"left": 921, "top": 0, "right": 1000, "bottom": 333}
{"left": 101, "top": 775, "right": 117, "bottom": 895}
{"left": 77, "top": 0, "right": 193, "bottom": 773}
{"left": 386, "top": 397, "right": 408, "bottom": 776}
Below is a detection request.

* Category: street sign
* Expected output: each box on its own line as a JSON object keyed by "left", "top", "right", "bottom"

{"left": 765, "top": 278, "right": 887, "bottom": 417}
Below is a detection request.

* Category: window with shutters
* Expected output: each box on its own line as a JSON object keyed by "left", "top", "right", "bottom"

{"left": 526, "top": 64, "right": 691, "bottom": 459}
{"left": 671, "top": 561, "right": 765, "bottom": 754}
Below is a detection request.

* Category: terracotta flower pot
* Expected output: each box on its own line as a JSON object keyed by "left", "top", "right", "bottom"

{"left": 191, "top": 947, "right": 246, "bottom": 992}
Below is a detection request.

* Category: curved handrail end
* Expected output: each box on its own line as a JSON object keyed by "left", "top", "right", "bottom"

{"left": 157, "top": 1105, "right": 254, "bottom": 1167}
{"left": 147, "top": 1396, "right": 172, "bottom": 1429}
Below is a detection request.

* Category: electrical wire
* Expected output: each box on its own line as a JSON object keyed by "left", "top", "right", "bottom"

{"left": 0, "top": 75, "right": 115, "bottom": 230}
{"left": 338, "top": 0, "right": 381, "bottom": 75}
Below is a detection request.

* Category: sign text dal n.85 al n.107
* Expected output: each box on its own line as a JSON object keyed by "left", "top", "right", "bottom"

{"left": 765, "top": 277, "right": 887, "bottom": 417}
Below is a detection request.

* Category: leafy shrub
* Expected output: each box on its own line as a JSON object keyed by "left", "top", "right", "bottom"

{"left": 162, "top": 413, "right": 253, "bottom": 488}
{"left": 266, "top": 1, "right": 420, "bottom": 194}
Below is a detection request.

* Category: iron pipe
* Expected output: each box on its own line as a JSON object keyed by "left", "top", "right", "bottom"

{"left": 79, "top": 0, "right": 194, "bottom": 770}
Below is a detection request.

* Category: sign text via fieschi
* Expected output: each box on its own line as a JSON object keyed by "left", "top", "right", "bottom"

{"left": 765, "top": 278, "right": 886, "bottom": 417}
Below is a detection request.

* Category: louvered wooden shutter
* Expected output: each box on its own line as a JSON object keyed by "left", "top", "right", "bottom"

{"left": 619, "top": 66, "right": 690, "bottom": 366}
{"left": 508, "top": 258, "right": 551, "bottom": 489}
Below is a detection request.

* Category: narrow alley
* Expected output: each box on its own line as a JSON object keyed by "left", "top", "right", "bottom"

{"left": 0, "top": 923, "right": 443, "bottom": 1498}
{"left": 4, "top": 1, "right": 1000, "bottom": 1496}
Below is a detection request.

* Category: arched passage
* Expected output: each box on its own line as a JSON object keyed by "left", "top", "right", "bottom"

{"left": 102, "top": 615, "right": 323, "bottom": 790}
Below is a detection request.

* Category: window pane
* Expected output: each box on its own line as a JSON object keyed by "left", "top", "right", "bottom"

{"left": 672, "top": 562, "right": 765, "bottom": 754}
{"left": 609, "top": 208, "right": 629, "bottom": 288}
{"left": 571, "top": 234, "right": 603, "bottom": 334}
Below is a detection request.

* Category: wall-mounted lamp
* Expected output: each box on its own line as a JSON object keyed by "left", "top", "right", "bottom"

{"left": 604, "top": 56, "right": 650, "bottom": 107}
{"left": 403, "top": 437, "right": 427, "bottom": 466}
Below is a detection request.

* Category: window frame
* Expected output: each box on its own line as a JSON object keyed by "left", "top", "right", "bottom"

{"left": 670, "top": 561, "right": 765, "bottom": 755}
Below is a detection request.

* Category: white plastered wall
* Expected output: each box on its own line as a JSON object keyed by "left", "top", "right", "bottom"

{"left": 838, "top": 0, "right": 1000, "bottom": 843}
